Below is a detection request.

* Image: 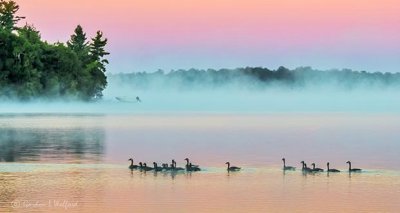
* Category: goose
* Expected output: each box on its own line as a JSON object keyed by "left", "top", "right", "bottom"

{"left": 184, "top": 158, "right": 199, "bottom": 169}
{"left": 311, "top": 163, "right": 324, "bottom": 172}
{"left": 187, "top": 163, "right": 201, "bottom": 171}
{"left": 327, "top": 162, "right": 340, "bottom": 172}
{"left": 162, "top": 163, "right": 172, "bottom": 171}
{"left": 142, "top": 163, "right": 154, "bottom": 171}
{"left": 301, "top": 161, "right": 312, "bottom": 172}
{"left": 172, "top": 160, "right": 185, "bottom": 171}
{"left": 282, "top": 158, "right": 295, "bottom": 171}
{"left": 346, "top": 161, "right": 362, "bottom": 172}
{"left": 226, "top": 162, "right": 241, "bottom": 171}
{"left": 153, "top": 162, "right": 163, "bottom": 172}
{"left": 304, "top": 163, "right": 313, "bottom": 172}
{"left": 128, "top": 158, "right": 139, "bottom": 169}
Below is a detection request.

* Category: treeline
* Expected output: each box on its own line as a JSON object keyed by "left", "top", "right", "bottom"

{"left": 109, "top": 67, "right": 400, "bottom": 91}
{"left": 0, "top": 0, "right": 109, "bottom": 101}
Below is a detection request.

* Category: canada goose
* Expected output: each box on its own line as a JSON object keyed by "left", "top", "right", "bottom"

{"left": 327, "top": 162, "right": 340, "bottom": 172}
{"left": 152, "top": 162, "right": 163, "bottom": 172}
{"left": 142, "top": 163, "right": 154, "bottom": 171}
{"left": 282, "top": 158, "right": 295, "bottom": 171}
{"left": 184, "top": 158, "right": 201, "bottom": 171}
{"left": 226, "top": 162, "right": 241, "bottom": 171}
{"left": 301, "top": 161, "right": 312, "bottom": 172}
{"left": 187, "top": 163, "right": 201, "bottom": 172}
{"left": 172, "top": 159, "right": 185, "bottom": 171}
{"left": 346, "top": 161, "right": 362, "bottom": 172}
{"left": 311, "top": 163, "right": 324, "bottom": 172}
{"left": 162, "top": 163, "right": 172, "bottom": 171}
{"left": 128, "top": 158, "right": 139, "bottom": 169}
{"left": 184, "top": 158, "right": 199, "bottom": 168}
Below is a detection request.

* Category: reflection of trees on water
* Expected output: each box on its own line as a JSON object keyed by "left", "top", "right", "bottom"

{"left": 0, "top": 128, "right": 105, "bottom": 163}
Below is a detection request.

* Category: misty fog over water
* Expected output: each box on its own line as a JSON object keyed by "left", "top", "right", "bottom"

{"left": 1, "top": 67, "right": 400, "bottom": 114}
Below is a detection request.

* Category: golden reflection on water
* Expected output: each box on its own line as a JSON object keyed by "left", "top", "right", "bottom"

{"left": 0, "top": 165, "right": 399, "bottom": 213}
{"left": 0, "top": 114, "right": 400, "bottom": 212}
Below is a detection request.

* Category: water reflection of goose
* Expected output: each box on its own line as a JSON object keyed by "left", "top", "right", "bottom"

{"left": 346, "top": 161, "right": 362, "bottom": 172}
{"left": 311, "top": 163, "right": 324, "bottom": 172}
{"left": 327, "top": 162, "right": 340, "bottom": 172}
{"left": 282, "top": 158, "right": 295, "bottom": 171}
{"left": 128, "top": 158, "right": 139, "bottom": 170}
{"left": 301, "top": 161, "right": 312, "bottom": 172}
{"left": 226, "top": 162, "right": 241, "bottom": 171}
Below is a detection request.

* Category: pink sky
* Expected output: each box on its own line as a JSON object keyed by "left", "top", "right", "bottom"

{"left": 16, "top": 0, "right": 400, "bottom": 72}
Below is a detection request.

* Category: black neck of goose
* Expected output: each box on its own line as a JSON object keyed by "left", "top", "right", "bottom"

{"left": 130, "top": 160, "right": 133, "bottom": 166}
{"left": 348, "top": 162, "right": 351, "bottom": 171}
{"left": 185, "top": 159, "right": 189, "bottom": 166}
{"left": 283, "top": 160, "right": 286, "bottom": 167}
{"left": 227, "top": 163, "right": 230, "bottom": 169}
{"left": 327, "top": 164, "right": 330, "bottom": 171}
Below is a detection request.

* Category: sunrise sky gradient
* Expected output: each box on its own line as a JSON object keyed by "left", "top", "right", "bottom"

{"left": 16, "top": 0, "right": 400, "bottom": 73}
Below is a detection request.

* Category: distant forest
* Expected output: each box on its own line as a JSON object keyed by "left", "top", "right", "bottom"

{"left": 109, "top": 67, "right": 400, "bottom": 91}
{"left": 0, "top": 0, "right": 109, "bottom": 101}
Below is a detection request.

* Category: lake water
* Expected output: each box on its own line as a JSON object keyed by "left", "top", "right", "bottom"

{"left": 0, "top": 113, "right": 399, "bottom": 212}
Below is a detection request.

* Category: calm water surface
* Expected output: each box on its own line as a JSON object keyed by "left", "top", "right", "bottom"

{"left": 0, "top": 113, "right": 399, "bottom": 212}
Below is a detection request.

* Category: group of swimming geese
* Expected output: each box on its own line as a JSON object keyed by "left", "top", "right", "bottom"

{"left": 128, "top": 157, "right": 362, "bottom": 173}
{"left": 128, "top": 158, "right": 241, "bottom": 172}
{"left": 283, "top": 158, "right": 362, "bottom": 173}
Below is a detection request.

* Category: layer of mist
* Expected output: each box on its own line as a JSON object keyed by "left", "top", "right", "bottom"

{"left": 1, "top": 67, "right": 400, "bottom": 113}
{"left": 108, "top": 67, "right": 400, "bottom": 92}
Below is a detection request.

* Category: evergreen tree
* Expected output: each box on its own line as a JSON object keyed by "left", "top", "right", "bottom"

{"left": 0, "top": 1, "right": 110, "bottom": 101}
{"left": 0, "top": 0, "right": 24, "bottom": 32}
{"left": 90, "top": 31, "right": 109, "bottom": 72}
{"left": 83, "top": 31, "right": 109, "bottom": 99}
{"left": 67, "top": 25, "right": 89, "bottom": 58}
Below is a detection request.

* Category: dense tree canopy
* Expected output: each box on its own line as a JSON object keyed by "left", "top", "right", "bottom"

{"left": 109, "top": 67, "right": 400, "bottom": 91}
{"left": 0, "top": 0, "right": 109, "bottom": 101}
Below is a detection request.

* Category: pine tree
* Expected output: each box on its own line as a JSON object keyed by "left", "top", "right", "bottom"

{"left": 0, "top": 0, "right": 24, "bottom": 32}
{"left": 67, "top": 25, "right": 89, "bottom": 57}
{"left": 85, "top": 31, "right": 109, "bottom": 99}
{"left": 90, "top": 31, "right": 109, "bottom": 72}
